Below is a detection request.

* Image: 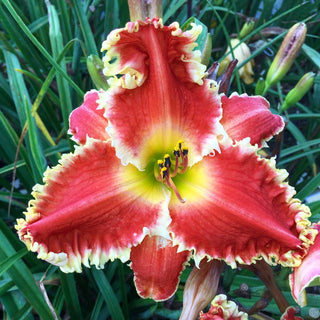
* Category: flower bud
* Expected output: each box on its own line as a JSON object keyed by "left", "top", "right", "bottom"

{"left": 201, "top": 33, "right": 213, "bottom": 67}
{"left": 255, "top": 77, "right": 266, "bottom": 95}
{"left": 239, "top": 19, "right": 255, "bottom": 39}
{"left": 180, "top": 259, "right": 224, "bottom": 320}
{"left": 128, "top": 0, "right": 162, "bottom": 21}
{"left": 86, "top": 55, "right": 109, "bottom": 90}
{"left": 219, "top": 38, "right": 254, "bottom": 85}
{"left": 280, "top": 72, "right": 315, "bottom": 112}
{"left": 265, "top": 23, "right": 307, "bottom": 88}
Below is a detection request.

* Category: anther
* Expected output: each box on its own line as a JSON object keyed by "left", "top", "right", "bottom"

{"left": 173, "top": 147, "right": 180, "bottom": 158}
{"left": 161, "top": 167, "right": 168, "bottom": 179}
{"left": 178, "top": 139, "right": 184, "bottom": 150}
{"left": 157, "top": 160, "right": 164, "bottom": 168}
{"left": 182, "top": 147, "right": 188, "bottom": 156}
{"left": 164, "top": 154, "right": 171, "bottom": 168}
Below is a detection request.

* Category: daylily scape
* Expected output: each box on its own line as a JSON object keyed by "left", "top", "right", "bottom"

{"left": 16, "top": 18, "right": 319, "bottom": 304}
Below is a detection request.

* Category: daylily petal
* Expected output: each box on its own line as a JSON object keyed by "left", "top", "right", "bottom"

{"left": 281, "top": 307, "right": 303, "bottom": 320}
{"left": 199, "top": 294, "right": 247, "bottom": 320}
{"left": 289, "top": 223, "right": 320, "bottom": 306}
{"left": 169, "top": 139, "right": 316, "bottom": 268}
{"left": 16, "top": 139, "right": 171, "bottom": 272}
{"left": 130, "top": 235, "right": 190, "bottom": 301}
{"left": 220, "top": 93, "right": 284, "bottom": 147}
{"left": 99, "top": 18, "right": 222, "bottom": 169}
{"left": 69, "top": 90, "right": 109, "bottom": 144}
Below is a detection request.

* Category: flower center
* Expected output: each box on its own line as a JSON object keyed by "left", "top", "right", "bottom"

{"left": 155, "top": 140, "right": 189, "bottom": 203}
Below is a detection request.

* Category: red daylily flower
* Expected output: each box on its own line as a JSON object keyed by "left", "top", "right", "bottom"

{"left": 16, "top": 18, "right": 317, "bottom": 301}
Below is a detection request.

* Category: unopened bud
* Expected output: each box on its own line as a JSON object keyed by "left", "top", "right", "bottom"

{"left": 255, "top": 77, "right": 266, "bottom": 95}
{"left": 201, "top": 33, "right": 213, "bottom": 67}
{"left": 280, "top": 72, "right": 315, "bottom": 112}
{"left": 239, "top": 19, "right": 256, "bottom": 39}
{"left": 128, "top": 0, "right": 162, "bottom": 21}
{"left": 87, "top": 55, "right": 109, "bottom": 90}
{"left": 180, "top": 259, "right": 224, "bottom": 320}
{"left": 265, "top": 23, "right": 307, "bottom": 88}
{"left": 219, "top": 38, "right": 254, "bottom": 85}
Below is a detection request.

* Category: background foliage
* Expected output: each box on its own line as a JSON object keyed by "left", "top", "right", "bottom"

{"left": 0, "top": 0, "right": 320, "bottom": 319}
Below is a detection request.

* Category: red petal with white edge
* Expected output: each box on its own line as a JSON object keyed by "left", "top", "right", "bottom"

{"left": 99, "top": 18, "right": 222, "bottom": 169}
{"left": 130, "top": 235, "right": 190, "bottom": 301}
{"left": 289, "top": 223, "right": 320, "bottom": 306}
{"left": 221, "top": 93, "right": 284, "bottom": 147}
{"left": 16, "top": 139, "right": 171, "bottom": 272}
{"left": 69, "top": 90, "right": 109, "bottom": 144}
{"left": 169, "top": 139, "right": 316, "bottom": 268}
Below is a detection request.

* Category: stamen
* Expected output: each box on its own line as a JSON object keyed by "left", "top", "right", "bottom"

{"left": 156, "top": 160, "right": 164, "bottom": 181}
{"left": 171, "top": 148, "right": 180, "bottom": 178}
{"left": 154, "top": 140, "right": 189, "bottom": 202}
{"left": 179, "top": 147, "right": 189, "bottom": 174}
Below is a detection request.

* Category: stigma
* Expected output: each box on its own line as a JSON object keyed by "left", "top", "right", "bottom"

{"left": 155, "top": 140, "right": 189, "bottom": 203}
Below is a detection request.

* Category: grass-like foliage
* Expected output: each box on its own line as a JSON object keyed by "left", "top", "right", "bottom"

{"left": 0, "top": 0, "right": 320, "bottom": 319}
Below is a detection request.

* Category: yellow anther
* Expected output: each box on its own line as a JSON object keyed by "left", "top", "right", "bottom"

{"left": 164, "top": 154, "right": 170, "bottom": 159}
{"left": 182, "top": 147, "right": 189, "bottom": 156}
{"left": 173, "top": 146, "right": 180, "bottom": 157}
{"left": 161, "top": 167, "right": 168, "bottom": 179}
{"left": 178, "top": 139, "right": 184, "bottom": 149}
{"left": 157, "top": 159, "right": 164, "bottom": 165}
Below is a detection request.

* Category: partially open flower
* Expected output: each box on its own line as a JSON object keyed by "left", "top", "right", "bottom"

{"left": 220, "top": 38, "right": 254, "bottom": 85}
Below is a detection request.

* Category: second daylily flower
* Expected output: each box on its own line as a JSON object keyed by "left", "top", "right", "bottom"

{"left": 16, "top": 18, "right": 317, "bottom": 301}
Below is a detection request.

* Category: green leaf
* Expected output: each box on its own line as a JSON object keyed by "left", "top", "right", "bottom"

{"left": 303, "top": 44, "right": 320, "bottom": 69}
{"left": 91, "top": 268, "right": 125, "bottom": 320}
{"left": 0, "top": 248, "right": 28, "bottom": 277}
{"left": 25, "top": 96, "right": 46, "bottom": 180}
{"left": 296, "top": 172, "right": 320, "bottom": 201}
{"left": 71, "top": 0, "right": 98, "bottom": 56}
{"left": 1, "top": 0, "right": 84, "bottom": 97}
{"left": 47, "top": 3, "right": 73, "bottom": 130}
{"left": 0, "top": 220, "right": 55, "bottom": 320}
{"left": 59, "top": 272, "right": 83, "bottom": 320}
